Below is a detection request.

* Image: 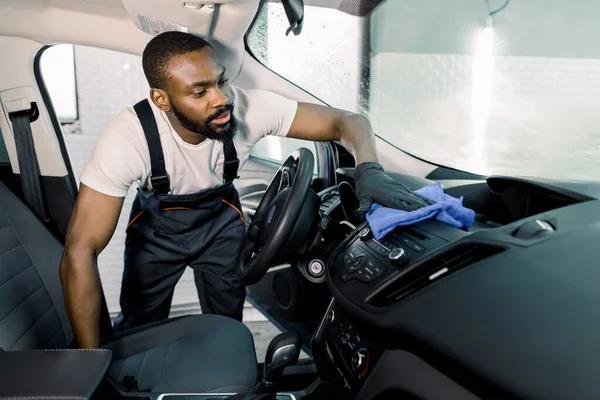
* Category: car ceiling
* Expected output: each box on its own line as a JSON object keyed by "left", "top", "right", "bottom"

{"left": 0, "top": 0, "right": 262, "bottom": 79}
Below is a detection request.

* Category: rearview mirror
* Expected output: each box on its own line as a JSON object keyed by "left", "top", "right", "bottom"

{"left": 281, "top": 0, "right": 304, "bottom": 36}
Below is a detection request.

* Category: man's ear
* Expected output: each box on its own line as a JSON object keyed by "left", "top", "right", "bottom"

{"left": 150, "top": 88, "right": 171, "bottom": 112}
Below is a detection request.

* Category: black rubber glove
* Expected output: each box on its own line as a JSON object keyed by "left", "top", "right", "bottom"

{"left": 355, "top": 162, "right": 434, "bottom": 218}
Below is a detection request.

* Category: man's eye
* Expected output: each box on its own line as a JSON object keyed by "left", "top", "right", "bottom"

{"left": 193, "top": 91, "right": 206, "bottom": 98}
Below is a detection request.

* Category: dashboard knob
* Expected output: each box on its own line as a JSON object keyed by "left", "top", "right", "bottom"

{"left": 326, "top": 309, "right": 336, "bottom": 325}
{"left": 388, "top": 247, "right": 408, "bottom": 266}
{"left": 358, "top": 227, "right": 371, "bottom": 240}
{"left": 351, "top": 348, "right": 368, "bottom": 374}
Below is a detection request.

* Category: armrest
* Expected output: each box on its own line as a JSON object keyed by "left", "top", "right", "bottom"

{"left": 0, "top": 349, "right": 112, "bottom": 399}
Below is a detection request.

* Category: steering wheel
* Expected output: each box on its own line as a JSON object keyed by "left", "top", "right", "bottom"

{"left": 238, "top": 148, "right": 315, "bottom": 285}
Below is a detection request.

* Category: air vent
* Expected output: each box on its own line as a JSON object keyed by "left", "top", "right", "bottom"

{"left": 319, "top": 192, "right": 340, "bottom": 215}
{"left": 367, "top": 242, "right": 504, "bottom": 307}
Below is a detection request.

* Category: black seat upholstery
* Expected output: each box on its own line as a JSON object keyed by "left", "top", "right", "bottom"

{"left": 104, "top": 315, "right": 257, "bottom": 393}
{"left": 0, "top": 181, "right": 257, "bottom": 393}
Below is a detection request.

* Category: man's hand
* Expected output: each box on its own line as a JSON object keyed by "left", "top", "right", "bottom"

{"left": 60, "top": 184, "right": 124, "bottom": 348}
{"left": 355, "top": 162, "right": 433, "bottom": 217}
{"left": 285, "top": 102, "right": 431, "bottom": 217}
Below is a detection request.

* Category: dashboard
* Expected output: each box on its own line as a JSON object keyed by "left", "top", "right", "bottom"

{"left": 309, "top": 170, "right": 600, "bottom": 399}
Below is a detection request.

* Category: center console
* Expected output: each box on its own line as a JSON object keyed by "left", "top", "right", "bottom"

{"left": 311, "top": 298, "right": 381, "bottom": 396}
{"left": 309, "top": 217, "right": 477, "bottom": 396}
{"left": 329, "top": 218, "right": 472, "bottom": 312}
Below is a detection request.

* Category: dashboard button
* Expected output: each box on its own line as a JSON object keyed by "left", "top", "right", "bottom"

{"left": 367, "top": 260, "right": 378, "bottom": 269}
{"left": 358, "top": 227, "right": 371, "bottom": 240}
{"left": 399, "top": 236, "right": 425, "bottom": 252}
{"left": 371, "top": 263, "right": 384, "bottom": 276}
{"left": 368, "top": 241, "right": 390, "bottom": 256}
{"left": 412, "top": 243, "right": 425, "bottom": 252}
{"left": 388, "top": 247, "right": 408, "bottom": 266}
{"left": 347, "top": 254, "right": 366, "bottom": 272}
{"left": 358, "top": 272, "right": 374, "bottom": 283}
{"left": 355, "top": 269, "right": 370, "bottom": 282}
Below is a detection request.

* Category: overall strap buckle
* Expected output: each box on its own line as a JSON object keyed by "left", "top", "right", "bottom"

{"left": 150, "top": 174, "right": 170, "bottom": 194}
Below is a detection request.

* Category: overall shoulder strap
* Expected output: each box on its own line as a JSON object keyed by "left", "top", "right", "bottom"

{"left": 222, "top": 136, "right": 239, "bottom": 183}
{"left": 133, "top": 99, "right": 170, "bottom": 194}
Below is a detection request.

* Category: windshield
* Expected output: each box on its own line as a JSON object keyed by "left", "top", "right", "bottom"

{"left": 247, "top": 0, "right": 600, "bottom": 181}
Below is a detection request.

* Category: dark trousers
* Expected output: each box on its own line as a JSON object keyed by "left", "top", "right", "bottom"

{"left": 113, "top": 186, "right": 246, "bottom": 332}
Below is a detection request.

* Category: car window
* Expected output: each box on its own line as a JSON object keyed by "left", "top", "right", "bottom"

{"left": 250, "top": 136, "right": 318, "bottom": 174}
{"left": 246, "top": 0, "right": 600, "bottom": 181}
{"left": 39, "top": 45, "right": 78, "bottom": 123}
{"left": 246, "top": 2, "right": 367, "bottom": 114}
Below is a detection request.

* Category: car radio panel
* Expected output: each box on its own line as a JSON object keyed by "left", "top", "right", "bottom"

{"left": 330, "top": 223, "right": 452, "bottom": 306}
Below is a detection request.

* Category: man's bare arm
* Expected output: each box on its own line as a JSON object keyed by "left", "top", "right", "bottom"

{"left": 286, "top": 102, "right": 379, "bottom": 165}
{"left": 59, "top": 183, "right": 124, "bottom": 348}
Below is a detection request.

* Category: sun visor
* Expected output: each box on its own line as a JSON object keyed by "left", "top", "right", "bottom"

{"left": 119, "top": 0, "right": 257, "bottom": 80}
{"left": 120, "top": 0, "right": 248, "bottom": 38}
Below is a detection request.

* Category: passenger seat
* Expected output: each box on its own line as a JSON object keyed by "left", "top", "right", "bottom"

{"left": 0, "top": 180, "right": 258, "bottom": 393}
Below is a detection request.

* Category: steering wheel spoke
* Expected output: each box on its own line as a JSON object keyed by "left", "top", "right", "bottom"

{"left": 238, "top": 149, "right": 315, "bottom": 285}
{"left": 278, "top": 166, "right": 294, "bottom": 192}
{"left": 246, "top": 219, "right": 263, "bottom": 243}
{"left": 250, "top": 246, "right": 263, "bottom": 263}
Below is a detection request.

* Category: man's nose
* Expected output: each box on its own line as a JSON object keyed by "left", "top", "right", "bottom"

{"left": 210, "top": 87, "right": 229, "bottom": 109}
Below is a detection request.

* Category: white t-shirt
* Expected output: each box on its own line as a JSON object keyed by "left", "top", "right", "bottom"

{"left": 80, "top": 86, "right": 298, "bottom": 197}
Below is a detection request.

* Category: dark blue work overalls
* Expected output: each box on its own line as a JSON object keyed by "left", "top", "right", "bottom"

{"left": 113, "top": 99, "right": 246, "bottom": 332}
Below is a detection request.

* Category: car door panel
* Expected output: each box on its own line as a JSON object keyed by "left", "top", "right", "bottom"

{"left": 236, "top": 156, "right": 280, "bottom": 221}
{"left": 239, "top": 190, "right": 264, "bottom": 219}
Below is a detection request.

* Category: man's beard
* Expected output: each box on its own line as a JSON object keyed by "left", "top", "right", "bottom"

{"left": 172, "top": 102, "right": 236, "bottom": 142}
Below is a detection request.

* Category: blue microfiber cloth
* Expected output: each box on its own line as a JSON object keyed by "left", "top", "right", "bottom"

{"left": 366, "top": 182, "right": 475, "bottom": 240}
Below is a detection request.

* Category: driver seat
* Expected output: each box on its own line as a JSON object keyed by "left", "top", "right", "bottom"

{"left": 0, "top": 180, "right": 258, "bottom": 393}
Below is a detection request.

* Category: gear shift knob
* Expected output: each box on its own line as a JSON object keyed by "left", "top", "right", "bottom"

{"left": 225, "top": 332, "right": 301, "bottom": 399}
{"left": 263, "top": 331, "right": 301, "bottom": 385}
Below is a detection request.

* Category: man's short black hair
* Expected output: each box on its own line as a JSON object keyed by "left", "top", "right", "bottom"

{"left": 142, "top": 31, "right": 212, "bottom": 90}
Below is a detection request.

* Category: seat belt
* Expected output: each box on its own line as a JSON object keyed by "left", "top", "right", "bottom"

{"left": 133, "top": 99, "right": 240, "bottom": 190}
{"left": 6, "top": 99, "right": 115, "bottom": 342}
{"left": 6, "top": 100, "right": 50, "bottom": 223}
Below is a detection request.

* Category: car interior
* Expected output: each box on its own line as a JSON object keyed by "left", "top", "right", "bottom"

{"left": 1, "top": 0, "right": 600, "bottom": 399}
